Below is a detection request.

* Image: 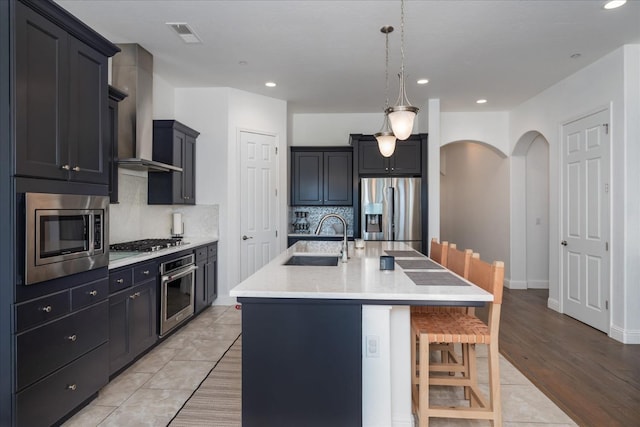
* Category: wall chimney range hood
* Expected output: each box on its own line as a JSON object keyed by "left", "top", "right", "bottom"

{"left": 112, "top": 44, "right": 181, "bottom": 172}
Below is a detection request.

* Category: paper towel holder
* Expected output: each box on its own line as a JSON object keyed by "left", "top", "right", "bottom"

{"left": 172, "top": 212, "right": 184, "bottom": 239}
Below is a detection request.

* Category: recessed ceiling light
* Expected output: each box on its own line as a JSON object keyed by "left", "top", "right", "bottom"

{"left": 265, "top": 82, "right": 277, "bottom": 88}
{"left": 417, "top": 79, "right": 429, "bottom": 85}
{"left": 476, "top": 99, "right": 487, "bottom": 104}
{"left": 603, "top": 0, "right": 626, "bottom": 10}
{"left": 239, "top": 60, "right": 248, "bottom": 66}
{"left": 166, "top": 22, "right": 201, "bottom": 44}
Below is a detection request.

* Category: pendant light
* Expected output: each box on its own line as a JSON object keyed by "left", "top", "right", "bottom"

{"left": 374, "top": 26, "right": 396, "bottom": 158}
{"left": 386, "top": 0, "right": 418, "bottom": 140}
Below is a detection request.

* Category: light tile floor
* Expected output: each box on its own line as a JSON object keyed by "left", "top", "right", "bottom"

{"left": 63, "top": 306, "right": 241, "bottom": 427}
{"left": 64, "top": 305, "right": 576, "bottom": 427}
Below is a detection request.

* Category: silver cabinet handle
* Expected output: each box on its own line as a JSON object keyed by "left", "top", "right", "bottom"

{"left": 129, "top": 292, "right": 141, "bottom": 299}
{"left": 242, "top": 235, "right": 253, "bottom": 241}
{"left": 67, "top": 334, "right": 77, "bottom": 342}
{"left": 116, "top": 278, "right": 124, "bottom": 284}
{"left": 41, "top": 305, "right": 52, "bottom": 313}
{"left": 72, "top": 166, "right": 81, "bottom": 172}
{"left": 142, "top": 270, "right": 150, "bottom": 275}
{"left": 61, "top": 164, "right": 70, "bottom": 170}
{"left": 67, "top": 384, "right": 77, "bottom": 391}
{"left": 89, "top": 290, "right": 98, "bottom": 296}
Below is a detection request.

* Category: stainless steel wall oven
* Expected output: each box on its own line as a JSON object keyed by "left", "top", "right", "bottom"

{"left": 24, "top": 192, "right": 109, "bottom": 285}
{"left": 160, "top": 254, "right": 196, "bottom": 336}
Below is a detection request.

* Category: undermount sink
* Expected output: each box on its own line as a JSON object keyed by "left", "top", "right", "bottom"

{"left": 283, "top": 255, "right": 340, "bottom": 266}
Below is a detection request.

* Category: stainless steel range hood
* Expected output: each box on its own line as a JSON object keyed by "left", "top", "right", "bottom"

{"left": 112, "top": 44, "right": 182, "bottom": 172}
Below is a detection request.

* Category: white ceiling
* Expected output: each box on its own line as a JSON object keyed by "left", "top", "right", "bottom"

{"left": 56, "top": 0, "right": 640, "bottom": 114}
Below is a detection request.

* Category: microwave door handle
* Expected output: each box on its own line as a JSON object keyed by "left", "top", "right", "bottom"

{"left": 162, "top": 265, "right": 198, "bottom": 283}
{"left": 87, "top": 213, "right": 94, "bottom": 253}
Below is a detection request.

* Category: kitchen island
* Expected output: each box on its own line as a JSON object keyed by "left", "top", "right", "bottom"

{"left": 230, "top": 240, "right": 492, "bottom": 427}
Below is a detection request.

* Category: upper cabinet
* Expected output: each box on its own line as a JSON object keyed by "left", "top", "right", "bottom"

{"left": 14, "top": 0, "right": 119, "bottom": 185}
{"left": 107, "top": 86, "right": 127, "bottom": 203}
{"left": 351, "top": 134, "right": 426, "bottom": 176}
{"left": 291, "top": 147, "right": 353, "bottom": 206}
{"left": 148, "top": 120, "right": 199, "bottom": 205}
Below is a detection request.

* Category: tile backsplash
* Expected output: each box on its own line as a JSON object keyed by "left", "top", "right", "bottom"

{"left": 289, "top": 206, "right": 354, "bottom": 236}
{"left": 110, "top": 169, "right": 218, "bottom": 244}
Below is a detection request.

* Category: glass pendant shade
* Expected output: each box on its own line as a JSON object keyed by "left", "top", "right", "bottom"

{"left": 375, "top": 113, "right": 397, "bottom": 157}
{"left": 376, "top": 132, "right": 396, "bottom": 157}
{"left": 387, "top": 106, "right": 418, "bottom": 141}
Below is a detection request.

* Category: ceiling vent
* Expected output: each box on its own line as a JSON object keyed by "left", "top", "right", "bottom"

{"left": 167, "top": 23, "right": 201, "bottom": 44}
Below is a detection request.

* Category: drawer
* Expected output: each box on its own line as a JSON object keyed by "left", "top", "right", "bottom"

{"left": 133, "top": 262, "right": 157, "bottom": 283}
{"left": 109, "top": 268, "right": 132, "bottom": 293}
{"left": 71, "top": 278, "right": 109, "bottom": 311}
{"left": 16, "top": 343, "right": 108, "bottom": 427}
{"left": 16, "top": 291, "right": 70, "bottom": 333}
{"left": 208, "top": 244, "right": 217, "bottom": 258}
{"left": 195, "top": 246, "right": 208, "bottom": 262}
{"left": 17, "top": 300, "right": 108, "bottom": 390}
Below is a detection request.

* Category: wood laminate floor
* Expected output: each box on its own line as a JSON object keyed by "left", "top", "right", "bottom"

{"left": 498, "top": 288, "right": 640, "bottom": 427}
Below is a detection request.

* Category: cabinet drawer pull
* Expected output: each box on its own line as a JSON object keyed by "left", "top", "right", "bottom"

{"left": 129, "top": 292, "right": 141, "bottom": 299}
{"left": 72, "top": 166, "right": 81, "bottom": 172}
{"left": 61, "top": 164, "right": 70, "bottom": 170}
{"left": 41, "top": 305, "right": 53, "bottom": 313}
{"left": 142, "top": 270, "right": 150, "bottom": 275}
{"left": 67, "top": 384, "right": 77, "bottom": 391}
{"left": 67, "top": 334, "right": 77, "bottom": 342}
{"left": 116, "top": 278, "right": 124, "bottom": 284}
{"left": 88, "top": 290, "right": 98, "bottom": 296}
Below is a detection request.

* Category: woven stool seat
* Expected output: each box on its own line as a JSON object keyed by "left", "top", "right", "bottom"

{"left": 411, "top": 312, "right": 490, "bottom": 344}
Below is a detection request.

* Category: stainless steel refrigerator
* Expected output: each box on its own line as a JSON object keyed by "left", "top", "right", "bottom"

{"left": 360, "top": 177, "right": 422, "bottom": 251}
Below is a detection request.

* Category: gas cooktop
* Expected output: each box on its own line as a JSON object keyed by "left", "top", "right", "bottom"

{"left": 109, "top": 238, "right": 186, "bottom": 252}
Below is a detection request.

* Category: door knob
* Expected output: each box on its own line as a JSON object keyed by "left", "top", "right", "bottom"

{"left": 561, "top": 240, "right": 568, "bottom": 246}
{"left": 242, "top": 235, "right": 253, "bottom": 241}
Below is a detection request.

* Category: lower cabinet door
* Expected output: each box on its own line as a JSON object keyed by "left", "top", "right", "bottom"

{"left": 129, "top": 279, "right": 157, "bottom": 356}
{"left": 108, "top": 288, "right": 131, "bottom": 375}
{"left": 194, "top": 259, "right": 207, "bottom": 313}
{"left": 16, "top": 343, "right": 109, "bottom": 427}
{"left": 206, "top": 257, "right": 217, "bottom": 304}
{"left": 109, "top": 280, "right": 157, "bottom": 375}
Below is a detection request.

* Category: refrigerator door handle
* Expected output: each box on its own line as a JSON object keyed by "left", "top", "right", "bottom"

{"left": 385, "top": 186, "right": 394, "bottom": 240}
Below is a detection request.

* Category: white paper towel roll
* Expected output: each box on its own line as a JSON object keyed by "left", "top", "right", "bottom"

{"left": 172, "top": 212, "right": 183, "bottom": 236}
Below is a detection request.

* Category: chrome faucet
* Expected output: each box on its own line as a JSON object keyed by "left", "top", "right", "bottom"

{"left": 315, "top": 213, "right": 349, "bottom": 262}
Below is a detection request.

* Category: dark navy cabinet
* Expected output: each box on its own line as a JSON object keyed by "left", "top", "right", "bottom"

{"left": 148, "top": 120, "right": 199, "bottom": 205}
{"left": 14, "top": 277, "right": 110, "bottom": 427}
{"left": 14, "top": 1, "right": 117, "bottom": 185}
{"left": 108, "top": 262, "right": 158, "bottom": 375}
{"left": 195, "top": 243, "right": 218, "bottom": 314}
{"left": 291, "top": 147, "right": 353, "bottom": 206}
{"left": 354, "top": 134, "right": 423, "bottom": 176}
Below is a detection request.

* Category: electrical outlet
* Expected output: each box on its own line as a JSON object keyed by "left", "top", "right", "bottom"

{"left": 366, "top": 335, "right": 379, "bottom": 358}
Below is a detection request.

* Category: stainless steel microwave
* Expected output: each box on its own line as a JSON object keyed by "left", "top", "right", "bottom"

{"left": 25, "top": 193, "right": 109, "bottom": 285}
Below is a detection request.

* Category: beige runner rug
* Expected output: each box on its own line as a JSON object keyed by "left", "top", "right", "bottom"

{"left": 169, "top": 336, "right": 242, "bottom": 427}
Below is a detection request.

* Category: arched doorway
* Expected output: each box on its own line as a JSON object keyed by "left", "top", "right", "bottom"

{"left": 511, "top": 131, "right": 549, "bottom": 289}
{"left": 440, "top": 140, "right": 509, "bottom": 271}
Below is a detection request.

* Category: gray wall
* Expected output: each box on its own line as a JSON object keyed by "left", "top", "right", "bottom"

{"left": 440, "top": 141, "right": 510, "bottom": 273}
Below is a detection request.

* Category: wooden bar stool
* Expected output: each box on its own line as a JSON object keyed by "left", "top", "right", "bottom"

{"left": 411, "top": 256, "right": 504, "bottom": 427}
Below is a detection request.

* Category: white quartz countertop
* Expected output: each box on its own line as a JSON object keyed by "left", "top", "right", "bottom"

{"left": 230, "top": 241, "right": 493, "bottom": 303}
{"left": 108, "top": 236, "right": 218, "bottom": 270}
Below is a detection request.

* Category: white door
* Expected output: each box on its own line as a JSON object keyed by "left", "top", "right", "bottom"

{"left": 562, "top": 109, "right": 610, "bottom": 333}
{"left": 240, "top": 131, "right": 278, "bottom": 281}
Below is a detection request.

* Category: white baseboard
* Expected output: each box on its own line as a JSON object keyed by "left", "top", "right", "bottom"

{"left": 547, "top": 297, "right": 560, "bottom": 312}
{"left": 212, "top": 295, "right": 237, "bottom": 306}
{"left": 392, "top": 414, "right": 414, "bottom": 427}
{"left": 527, "top": 280, "right": 549, "bottom": 289}
{"left": 504, "top": 279, "right": 527, "bottom": 289}
{"left": 610, "top": 324, "right": 640, "bottom": 344}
